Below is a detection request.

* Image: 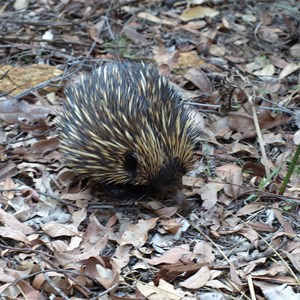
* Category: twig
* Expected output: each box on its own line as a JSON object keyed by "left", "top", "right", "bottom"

{"left": 244, "top": 84, "right": 271, "bottom": 177}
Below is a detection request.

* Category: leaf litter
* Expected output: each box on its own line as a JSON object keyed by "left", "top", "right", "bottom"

{"left": 0, "top": 0, "right": 299, "bottom": 299}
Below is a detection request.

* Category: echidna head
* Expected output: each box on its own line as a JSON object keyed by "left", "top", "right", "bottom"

{"left": 102, "top": 152, "right": 191, "bottom": 200}
{"left": 124, "top": 152, "right": 187, "bottom": 195}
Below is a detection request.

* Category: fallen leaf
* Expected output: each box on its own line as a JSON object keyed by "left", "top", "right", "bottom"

{"left": 263, "top": 283, "right": 300, "bottom": 300}
{"left": 209, "top": 45, "right": 226, "bottom": 56}
{"left": 137, "top": 279, "right": 196, "bottom": 300}
{"left": 0, "top": 227, "right": 30, "bottom": 243}
{"left": 253, "top": 64, "right": 275, "bottom": 76}
{"left": 279, "top": 63, "right": 300, "bottom": 79}
{"left": 30, "top": 137, "right": 60, "bottom": 155}
{"left": 0, "top": 208, "right": 34, "bottom": 234}
{"left": 237, "top": 204, "right": 265, "bottom": 216}
{"left": 13, "top": 0, "right": 28, "bottom": 10}
{"left": 41, "top": 221, "right": 79, "bottom": 237}
{"left": 198, "top": 182, "right": 222, "bottom": 210}
{"left": 180, "top": 6, "right": 219, "bottom": 21}
{"left": 290, "top": 44, "right": 300, "bottom": 57}
{"left": 193, "top": 241, "right": 215, "bottom": 263}
{"left": 0, "top": 98, "right": 50, "bottom": 124}
{"left": 206, "top": 279, "right": 234, "bottom": 291}
{"left": 137, "top": 12, "right": 175, "bottom": 26}
{"left": 180, "top": 266, "right": 211, "bottom": 289}
{"left": 184, "top": 68, "right": 212, "bottom": 94}
{"left": 119, "top": 218, "right": 158, "bottom": 247}
{"left": 86, "top": 256, "right": 119, "bottom": 289}
{"left": 146, "top": 247, "right": 196, "bottom": 265}
{"left": 238, "top": 227, "right": 259, "bottom": 244}
{"left": 215, "top": 164, "right": 242, "bottom": 179}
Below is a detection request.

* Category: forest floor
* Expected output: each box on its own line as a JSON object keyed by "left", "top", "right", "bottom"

{"left": 0, "top": 0, "right": 299, "bottom": 299}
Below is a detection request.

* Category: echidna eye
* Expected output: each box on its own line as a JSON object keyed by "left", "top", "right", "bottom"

{"left": 124, "top": 153, "right": 138, "bottom": 177}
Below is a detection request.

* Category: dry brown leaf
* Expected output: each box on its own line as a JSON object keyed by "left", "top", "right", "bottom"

{"left": 273, "top": 203, "right": 295, "bottom": 236}
{"left": 119, "top": 218, "right": 158, "bottom": 247}
{"left": 254, "top": 275, "right": 297, "bottom": 285}
{"left": 0, "top": 266, "right": 16, "bottom": 283}
{"left": 86, "top": 256, "right": 119, "bottom": 289}
{"left": 112, "top": 244, "right": 131, "bottom": 271}
{"left": 60, "top": 191, "right": 92, "bottom": 202}
{"left": 0, "top": 208, "right": 34, "bottom": 234}
{"left": 242, "top": 257, "right": 267, "bottom": 275}
{"left": 32, "top": 273, "right": 47, "bottom": 291}
{"left": 154, "top": 206, "right": 178, "bottom": 218}
{"left": 262, "top": 132, "right": 285, "bottom": 145}
{"left": 279, "top": 63, "right": 300, "bottom": 79}
{"left": 290, "top": 44, "right": 300, "bottom": 57}
{"left": 242, "top": 161, "right": 267, "bottom": 177}
{"left": 174, "top": 51, "right": 205, "bottom": 71}
{"left": 0, "top": 98, "right": 50, "bottom": 124}
{"left": 61, "top": 34, "right": 80, "bottom": 43}
{"left": 253, "top": 64, "right": 275, "bottom": 76}
{"left": 259, "top": 27, "right": 279, "bottom": 43}
{"left": 206, "top": 279, "right": 234, "bottom": 291}
{"left": 13, "top": 0, "right": 29, "bottom": 10}
{"left": 238, "top": 227, "right": 259, "bottom": 244}
{"left": 184, "top": 68, "right": 212, "bottom": 94}
{"left": 53, "top": 232, "right": 110, "bottom": 266}
{"left": 121, "top": 26, "right": 149, "bottom": 45}
{"left": 284, "top": 251, "right": 300, "bottom": 273}
{"left": 87, "top": 19, "right": 105, "bottom": 44}
{"left": 180, "top": 6, "right": 219, "bottom": 21}
{"left": 30, "top": 137, "right": 60, "bottom": 155}
{"left": 34, "top": 274, "right": 69, "bottom": 296}
{"left": 145, "top": 247, "right": 196, "bottom": 265}
{"left": 137, "top": 279, "right": 195, "bottom": 300}
{"left": 228, "top": 111, "right": 255, "bottom": 132}
{"left": 180, "top": 266, "right": 211, "bottom": 289}
{"left": 248, "top": 221, "right": 276, "bottom": 232}
{"left": 228, "top": 142, "right": 258, "bottom": 155}
{"left": 223, "top": 167, "right": 243, "bottom": 198}
{"left": 230, "top": 264, "right": 243, "bottom": 285}
{"left": 228, "top": 106, "right": 292, "bottom": 133}
{"left": 161, "top": 219, "right": 183, "bottom": 234}
{"left": 180, "top": 20, "right": 206, "bottom": 33}
{"left": 41, "top": 221, "right": 79, "bottom": 237}
{"left": 2, "top": 177, "right": 15, "bottom": 199}
{"left": 193, "top": 241, "right": 215, "bottom": 263}
{"left": 209, "top": 45, "right": 226, "bottom": 56}
{"left": 209, "top": 117, "right": 232, "bottom": 138}
{"left": 269, "top": 55, "right": 288, "bottom": 69}
{"left": 71, "top": 208, "right": 87, "bottom": 227}
{"left": 263, "top": 284, "right": 300, "bottom": 300}
{"left": 198, "top": 182, "right": 222, "bottom": 210}
{"left": 293, "top": 130, "right": 300, "bottom": 145}
{"left": 16, "top": 281, "right": 42, "bottom": 300}
{"left": 246, "top": 60, "right": 264, "bottom": 73}
{"left": 137, "top": 12, "right": 175, "bottom": 26}
{"left": 215, "top": 164, "right": 242, "bottom": 179}
{"left": 0, "top": 161, "right": 18, "bottom": 181}
{"left": 0, "top": 227, "right": 29, "bottom": 243}
{"left": 20, "top": 188, "right": 40, "bottom": 203}
{"left": 237, "top": 204, "right": 265, "bottom": 216}
{"left": 182, "top": 175, "right": 204, "bottom": 188}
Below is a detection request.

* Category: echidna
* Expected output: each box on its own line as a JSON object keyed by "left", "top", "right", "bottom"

{"left": 60, "top": 61, "right": 199, "bottom": 199}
